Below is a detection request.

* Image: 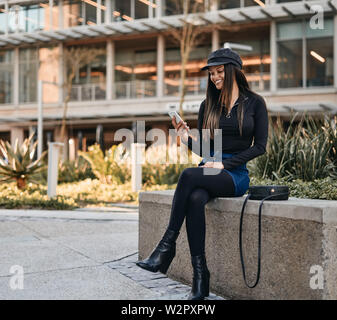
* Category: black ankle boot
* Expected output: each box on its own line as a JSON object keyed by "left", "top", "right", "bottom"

{"left": 188, "top": 254, "right": 210, "bottom": 300}
{"left": 136, "top": 229, "right": 179, "bottom": 274}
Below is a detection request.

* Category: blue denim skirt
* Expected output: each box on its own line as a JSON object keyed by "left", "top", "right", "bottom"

{"left": 198, "top": 152, "right": 250, "bottom": 197}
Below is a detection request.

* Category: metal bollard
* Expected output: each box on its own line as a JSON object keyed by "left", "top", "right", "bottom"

{"left": 131, "top": 143, "right": 145, "bottom": 192}
{"left": 47, "top": 142, "right": 64, "bottom": 198}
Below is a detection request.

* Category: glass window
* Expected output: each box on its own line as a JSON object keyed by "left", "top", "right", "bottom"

{"left": 63, "top": 0, "right": 83, "bottom": 27}
{"left": 277, "top": 21, "right": 303, "bottom": 40}
{"left": 163, "top": 0, "right": 204, "bottom": 16}
{"left": 27, "top": 5, "right": 42, "bottom": 32}
{"left": 85, "top": 1, "right": 97, "bottom": 24}
{"left": 115, "top": 40, "right": 157, "bottom": 98}
{"left": 236, "top": 39, "right": 271, "bottom": 91}
{"left": 115, "top": 49, "right": 134, "bottom": 82}
{"left": 84, "top": 0, "right": 105, "bottom": 25}
{"left": 101, "top": 0, "right": 106, "bottom": 23}
{"left": 68, "top": 44, "right": 106, "bottom": 101}
{"left": 19, "top": 48, "right": 38, "bottom": 103}
{"left": 135, "top": 0, "right": 149, "bottom": 19}
{"left": 112, "top": 0, "right": 155, "bottom": 21}
{"left": 220, "top": 25, "right": 270, "bottom": 92}
{"left": 8, "top": 5, "right": 20, "bottom": 32}
{"left": 0, "top": 5, "right": 6, "bottom": 34}
{"left": 163, "top": 0, "right": 181, "bottom": 15}
{"left": 307, "top": 37, "right": 333, "bottom": 87}
{"left": 134, "top": 50, "right": 157, "bottom": 81}
{"left": 305, "top": 18, "right": 333, "bottom": 38}
{"left": 278, "top": 18, "right": 334, "bottom": 41}
{"left": 0, "top": 50, "right": 14, "bottom": 104}
{"left": 8, "top": 3, "right": 47, "bottom": 33}
{"left": 165, "top": 42, "right": 211, "bottom": 96}
{"left": 219, "top": 0, "right": 240, "bottom": 9}
{"left": 244, "top": 0, "right": 259, "bottom": 7}
{"left": 277, "top": 40, "right": 303, "bottom": 88}
{"left": 277, "top": 19, "right": 334, "bottom": 88}
{"left": 114, "top": 0, "right": 132, "bottom": 21}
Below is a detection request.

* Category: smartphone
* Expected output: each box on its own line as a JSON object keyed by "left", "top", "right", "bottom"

{"left": 168, "top": 111, "right": 183, "bottom": 124}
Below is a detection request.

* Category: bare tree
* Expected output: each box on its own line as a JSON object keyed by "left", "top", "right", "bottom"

{"left": 166, "top": 0, "right": 212, "bottom": 117}
{"left": 60, "top": 46, "right": 105, "bottom": 141}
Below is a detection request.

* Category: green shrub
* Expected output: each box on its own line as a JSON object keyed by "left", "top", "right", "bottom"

{"left": 142, "top": 143, "right": 201, "bottom": 186}
{"left": 0, "top": 182, "right": 76, "bottom": 209}
{"left": 0, "top": 180, "right": 177, "bottom": 209}
{"left": 57, "top": 178, "right": 176, "bottom": 205}
{"left": 250, "top": 176, "right": 337, "bottom": 200}
{"left": 142, "top": 163, "right": 190, "bottom": 186}
{"left": 323, "top": 115, "right": 337, "bottom": 174}
{"left": 250, "top": 112, "right": 336, "bottom": 181}
{"left": 78, "top": 144, "right": 130, "bottom": 184}
{"left": 58, "top": 157, "right": 96, "bottom": 183}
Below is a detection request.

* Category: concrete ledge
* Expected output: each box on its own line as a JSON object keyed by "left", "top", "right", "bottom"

{"left": 138, "top": 190, "right": 337, "bottom": 300}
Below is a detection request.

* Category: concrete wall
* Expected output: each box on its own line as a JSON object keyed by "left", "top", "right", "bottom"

{"left": 139, "top": 190, "right": 337, "bottom": 300}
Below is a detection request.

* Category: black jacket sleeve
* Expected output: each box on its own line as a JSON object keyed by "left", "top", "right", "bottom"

{"left": 221, "top": 96, "right": 269, "bottom": 170}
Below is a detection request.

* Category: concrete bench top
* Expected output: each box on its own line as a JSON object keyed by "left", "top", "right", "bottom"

{"left": 139, "top": 190, "right": 337, "bottom": 224}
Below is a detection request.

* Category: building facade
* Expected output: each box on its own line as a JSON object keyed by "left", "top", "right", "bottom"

{"left": 0, "top": 0, "right": 336, "bottom": 157}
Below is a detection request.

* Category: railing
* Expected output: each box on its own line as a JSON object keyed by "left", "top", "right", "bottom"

{"left": 70, "top": 83, "right": 106, "bottom": 101}
{"left": 165, "top": 77, "right": 208, "bottom": 97}
{"left": 59, "top": 74, "right": 271, "bottom": 103}
{"left": 115, "top": 80, "right": 156, "bottom": 99}
{"left": 164, "top": 75, "right": 270, "bottom": 96}
{"left": 246, "top": 73, "right": 271, "bottom": 92}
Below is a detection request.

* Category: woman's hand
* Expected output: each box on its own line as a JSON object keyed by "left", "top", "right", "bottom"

{"left": 172, "top": 116, "right": 190, "bottom": 143}
{"left": 200, "top": 161, "right": 224, "bottom": 169}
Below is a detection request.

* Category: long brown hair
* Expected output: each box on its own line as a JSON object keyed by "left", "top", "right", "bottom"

{"left": 203, "top": 64, "right": 252, "bottom": 138}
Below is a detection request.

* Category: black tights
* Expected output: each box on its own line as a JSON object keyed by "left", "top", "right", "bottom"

{"left": 168, "top": 167, "right": 235, "bottom": 256}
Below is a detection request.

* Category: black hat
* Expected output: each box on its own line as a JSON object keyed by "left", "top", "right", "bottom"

{"left": 201, "top": 48, "right": 243, "bottom": 71}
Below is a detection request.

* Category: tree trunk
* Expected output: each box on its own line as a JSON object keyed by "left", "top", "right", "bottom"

{"left": 16, "top": 177, "right": 26, "bottom": 190}
{"left": 179, "top": 48, "right": 189, "bottom": 118}
{"left": 60, "top": 95, "right": 70, "bottom": 141}
{"left": 60, "top": 72, "right": 75, "bottom": 142}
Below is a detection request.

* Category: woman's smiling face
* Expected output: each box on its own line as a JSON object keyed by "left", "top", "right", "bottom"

{"left": 209, "top": 65, "right": 224, "bottom": 90}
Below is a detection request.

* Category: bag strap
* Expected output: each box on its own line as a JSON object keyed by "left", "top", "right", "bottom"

{"left": 239, "top": 192, "right": 290, "bottom": 288}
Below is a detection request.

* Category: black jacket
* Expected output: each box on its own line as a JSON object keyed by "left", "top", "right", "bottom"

{"left": 182, "top": 91, "right": 269, "bottom": 170}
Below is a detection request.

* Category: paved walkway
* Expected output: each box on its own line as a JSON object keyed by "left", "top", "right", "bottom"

{"left": 0, "top": 207, "right": 225, "bottom": 300}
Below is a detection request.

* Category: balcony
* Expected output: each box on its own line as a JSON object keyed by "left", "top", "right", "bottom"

{"left": 164, "top": 77, "right": 207, "bottom": 97}
{"left": 164, "top": 75, "right": 270, "bottom": 97}
{"left": 115, "top": 80, "right": 156, "bottom": 99}
{"left": 246, "top": 72, "right": 270, "bottom": 92}
{"left": 67, "top": 75, "right": 271, "bottom": 102}
{"left": 70, "top": 83, "right": 106, "bottom": 101}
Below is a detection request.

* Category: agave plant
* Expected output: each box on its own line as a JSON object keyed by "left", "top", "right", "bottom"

{"left": 251, "top": 112, "right": 336, "bottom": 182}
{"left": 0, "top": 134, "right": 47, "bottom": 189}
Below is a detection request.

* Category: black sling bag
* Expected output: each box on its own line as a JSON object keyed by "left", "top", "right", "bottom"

{"left": 239, "top": 185, "right": 290, "bottom": 288}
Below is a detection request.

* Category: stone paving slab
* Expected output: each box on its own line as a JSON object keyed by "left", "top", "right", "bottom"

{"left": 106, "top": 253, "right": 225, "bottom": 300}
{"left": 0, "top": 265, "right": 159, "bottom": 300}
{"left": 17, "top": 219, "right": 137, "bottom": 238}
{"left": 0, "top": 210, "right": 225, "bottom": 300}
{"left": 50, "top": 233, "right": 138, "bottom": 264}
{"left": 0, "top": 237, "right": 99, "bottom": 277}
